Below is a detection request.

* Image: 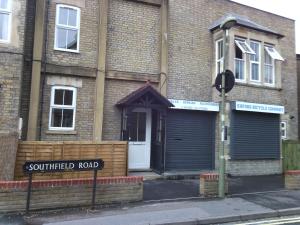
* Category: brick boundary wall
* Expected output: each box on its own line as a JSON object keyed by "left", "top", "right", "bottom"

{"left": 200, "top": 173, "right": 228, "bottom": 197}
{"left": 285, "top": 170, "right": 300, "bottom": 190}
{"left": 0, "top": 132, "right": 18, "bottom": 180}
{"left": 0, "top": 176, "right": 143, "bottom": 213}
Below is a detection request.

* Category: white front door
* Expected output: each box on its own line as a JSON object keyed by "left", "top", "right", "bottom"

{"left": 128, "top": 108, "right": 152, "bottom": 170}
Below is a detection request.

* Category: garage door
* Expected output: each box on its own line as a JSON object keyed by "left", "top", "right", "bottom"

{"left": 231, "top": 111, "right": 280, "bottom": 159}
{"left": 166, "top": 110, "right": 216, "bottom": 171}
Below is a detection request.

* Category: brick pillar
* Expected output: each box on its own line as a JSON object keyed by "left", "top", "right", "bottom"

{"left": 285, "top": 170, "right": 300, "bottom": 189}
{"left": 200, "top": 173, "right": 228, "bottom": 197}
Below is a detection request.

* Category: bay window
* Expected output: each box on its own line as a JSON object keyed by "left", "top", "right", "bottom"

{"left": 214, "top": 37, "right": 283, "bottom": 87}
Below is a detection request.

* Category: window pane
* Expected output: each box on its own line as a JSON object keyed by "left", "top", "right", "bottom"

{"left": 54, "top": 89, "right": 64, "bottom": 105}
{"left": 68, "top": 8, "right": 77, "bottom": 27}
{"left": 235, "top": 44, "right": 243, "bottom": 59}
{"left": 0, "top": 0, "right": 8, "bottom": 9}
{"left": 62, "top": 109, "right": 73, "bottom": 127}
{"left": 66, "top": 29, "right": 77, "bottom": 50}
{"left": 235, "top": 59, "right": 244, "bottom": 80}
{"left": 0, "top": 13, "right": 9, "bottom": 40}
{"left": 250, "top": 42, "right": 259, "bottom": 62}
{"left": 64, "top": 90, "right": 73, "bottom": 105}
{"left": 58, "top": 7, "right": 68, "bottom": 25}
{"left": 217, "top": 40, "right": 223, "bottom": 59}
{"left": 128, "top": 112, "right": 146, "bottom": 142}
{"left": 265, "top": 50, "right": 272, "bottom": 64}
{"left": 251, "top": 63, "right": 259, "bottom": 81}
{"left": 138, "top": 112, "right": 146, "bottom": 141}
{"left": 264, "top": 65, "right": 273, "bottom": 84}
{"left": 56, "top": 27, "right": 67, "bottom": 49}
{"left": 51, "top": 108, "right": 63, "bottom": 127}
{"left": 128, "top": 113, "right": 138, "bottom": 141}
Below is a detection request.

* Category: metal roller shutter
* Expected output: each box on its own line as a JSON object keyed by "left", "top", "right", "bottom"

{"left": 166, "top": 110, "right": 216, "bottom": 171}
{"left": 230, "top": 111, "right": 280, "bottom": 159}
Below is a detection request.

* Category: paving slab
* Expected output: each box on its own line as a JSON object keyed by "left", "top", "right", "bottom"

{"left": 41, "top": 198, "right": 274, "bottom": 225}
{"left": 240, "top": 190, "right": 300, "bottom": 210}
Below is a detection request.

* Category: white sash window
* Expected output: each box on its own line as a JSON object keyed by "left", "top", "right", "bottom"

{"left": 54, "top": 4, "right": 80, "bottom": 52}
{"left": 49, "top": 86, "right": 77, "bottom": 130}
{"left": 0, "top": 0, "right": 11, "bottom": 42}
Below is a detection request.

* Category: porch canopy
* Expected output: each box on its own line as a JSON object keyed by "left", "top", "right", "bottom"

{"left": 116, "top": 83, "right": 174, "bottom": 109}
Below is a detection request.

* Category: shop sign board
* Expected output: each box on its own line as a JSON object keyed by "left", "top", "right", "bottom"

{"left": 169, "top": 99, "right": 219, "bottom": 112}
{"left": 234, "top": 101, "right": 284, "bottom": 114}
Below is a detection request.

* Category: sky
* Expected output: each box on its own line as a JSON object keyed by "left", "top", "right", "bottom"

{"left": 232, "top": 0, "right": 300, "bottom": 54}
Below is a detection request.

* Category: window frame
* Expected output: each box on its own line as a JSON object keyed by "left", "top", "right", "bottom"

{"left": 249, "top": 40, "right": 261, "bottom": 83}
{"left": 0, "top": 0, "right": 12, "bottom": 43}
{"left": 215, "top": 38, "right": 224, "bottom": 77}
{"left": 49, "top": 86, "right": 77, "bottom": 131}
{"left": 235, "top": 39, "right": 255, "bottom": 55}
{"left": 234, "top": 39, "right": 248, "bottom": 83}
{"left": 265, "top": 46, "right": 284, "bottom": 61}
{"left": 264, "top": 45, "right": 275, "bottom": 86}
{"left": 54, "top": 4, "right": 81, "bottom": 53}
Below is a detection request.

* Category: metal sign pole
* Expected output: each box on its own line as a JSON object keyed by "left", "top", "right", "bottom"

{"left": 92, "top": 169, "right": 98, "bottom": 209}
{"left": 26, "top": 173, "right": 33, "bottom": 214}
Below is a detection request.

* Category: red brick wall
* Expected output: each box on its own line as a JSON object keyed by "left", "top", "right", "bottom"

{"left": 0, "top": 176, "right": 143, "bottom": 213}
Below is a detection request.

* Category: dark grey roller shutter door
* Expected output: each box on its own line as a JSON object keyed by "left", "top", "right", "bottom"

{"left": 166, "top": 110, "right": 215, "bottom": 171}
{"left": 231, "top": 111, "right": 280, "bottom": 159}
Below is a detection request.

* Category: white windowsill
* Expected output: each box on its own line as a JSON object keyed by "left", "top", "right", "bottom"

{"left": 54, "top": 48, "right": 80, "bottom": 54}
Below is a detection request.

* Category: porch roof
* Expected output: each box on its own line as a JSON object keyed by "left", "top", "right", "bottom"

{"left": 209, "top": 14, "right": 284, "bottom": 38}
{"left": 116, "top": 83, "right": 174, "bottom": 108}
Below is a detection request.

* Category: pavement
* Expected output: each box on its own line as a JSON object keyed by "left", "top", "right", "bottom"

{"left": 1, "top": 175, "right": 300, "bottom": 225}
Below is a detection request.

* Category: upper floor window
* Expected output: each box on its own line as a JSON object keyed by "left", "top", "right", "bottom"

{"left": 49, "top": 86, "right": 77, "bottom": 130}
{"left": 216, "top": 39, "right": 224, "bottom": 76}
{"left": 215, "top": 37, "right": 284, "bottom": 87}
{"left": 250, "top": 41, "right": 261, "bottom": 82}
{"left": 0, "top": 0, "right": 11, "bottom": 42}
{"left": 54, "top": 4, "right": 80, "bottom": 52}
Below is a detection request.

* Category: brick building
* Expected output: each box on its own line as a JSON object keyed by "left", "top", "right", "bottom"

{"left": 298, "top": 54, "right": 300, "bottom": 136}
{"left": 1, "top": 0, "right": 298, "bottom": 177}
